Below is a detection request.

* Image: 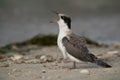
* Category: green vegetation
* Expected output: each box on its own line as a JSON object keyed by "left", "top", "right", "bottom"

{"left": 0, "top": 34, "right": 105, "bottom": 54}
{"left": 12, "top": 34, "right": 57, "bottom": 46}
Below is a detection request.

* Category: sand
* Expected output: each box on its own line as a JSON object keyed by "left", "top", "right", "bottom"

{"left": 0, "top": 46, "right": 120, "bottom": 80}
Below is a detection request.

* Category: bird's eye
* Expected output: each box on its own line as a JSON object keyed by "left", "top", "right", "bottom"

{"left": 61, "top": 16, "right": 64, "bottom": 19}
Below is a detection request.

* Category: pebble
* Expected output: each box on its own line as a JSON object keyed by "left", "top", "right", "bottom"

{"left": 80, "top": 69, "right": 90, "bottom": 75}
{"left": 42, "top": 70, "right": 46, "bottom": 73}
{"left": 107, "top": 51, "right": 119, "bottom": 55}
{"left": 40, "top": 55, "right": 54, "bottom": 62}
{"left": 12, "top": 68, "right": 21, "bottom": 72}
{"left": 12, "top": 68, "right": 17, "bottom": 72}
{"left": 23, "top": 56, "right": 30, "bottom": 60}
{"left": 40, "top": 55, "right": 47, "bottom": 62}
{"left": 10, "top": 54, "right": 23, "bottom": 61}
{"left": 0, "top": 55, "right": 7, "bottom": 62}
{"left": 8, "top": 72, "right": 11, "bottom": 75}
{"left": 42, "top": 65, "right": 47, "bottom": 67}
{"left": 24, "top": 59, "right": 40, "bottom": 64}
{"left": 46, "top": 55, "right": 54, "bottom": 62}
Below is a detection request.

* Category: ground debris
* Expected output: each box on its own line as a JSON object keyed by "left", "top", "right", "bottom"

{"left": 107, "top": 51, "right": 119, "bottom": 55}
{"left": 0, "top": 62, "right": 9, "bottom": 67}
{"left": 112, "top": 42, "right": 120, "bottom": 48}
{"left": 80, "top": 69, "right": 90, "bottom": 75}
{"left": 8, "top": 75, "right": 16, "bottom": 79}
{"left": 0, "top": 54, "right": 7, "bottom": 62}
{"left": 10, "top": 54, "right": 23, "bottom": 61}
{"left": 24, "top": 59, "right": 40, "bottom": 64}
{"left": 98, "top": 50, "right": 120, "bottom": 60}
{"left": 8, "top": 54, "right": 56, "bottom": 64}
{"left": 56, "top": 57, "right": 64, "bottom": 63}
{"left": 42, "top": 70, "right": 46, "bottom": 73}
{"left": 40, "top": 55, "right": 54, "bottom": 63}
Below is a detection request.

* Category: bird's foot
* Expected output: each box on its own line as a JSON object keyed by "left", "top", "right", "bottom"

{"left": 72, "top": 62, "right": 76, "bottom": 69}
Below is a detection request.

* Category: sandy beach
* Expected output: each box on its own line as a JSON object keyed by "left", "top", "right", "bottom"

{"left": 0, "top": 0, "right": 120, "bottom": 80}
{"left": 0, "top": 45, "right": 120, "bottom": 80}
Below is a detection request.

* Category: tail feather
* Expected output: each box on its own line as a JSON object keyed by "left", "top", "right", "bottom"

{"left": 94, "top": 59, "right": 112, "bottom": 68}
{"left": 87, "top": 53, "right": 112, "bottom": 68}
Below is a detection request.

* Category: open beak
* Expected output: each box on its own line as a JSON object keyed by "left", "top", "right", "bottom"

{"left": 50, "top": 19, "right": 59, "bottom": 23}
{"left": 50, "top": 11, "right": 59, "bottom": 23}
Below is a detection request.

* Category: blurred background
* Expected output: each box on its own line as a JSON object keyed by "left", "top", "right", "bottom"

{"left": 0, "top": 0, "right": 120, "bottom": 47}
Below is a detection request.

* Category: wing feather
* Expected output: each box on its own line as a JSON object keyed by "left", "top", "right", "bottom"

{"left": 62, "top": 34, "right": 96, "bottom": 62}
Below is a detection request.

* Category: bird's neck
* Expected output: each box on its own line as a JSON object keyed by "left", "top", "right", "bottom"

{"left": 58, "top": 23, "right": 72, "bottom": 37}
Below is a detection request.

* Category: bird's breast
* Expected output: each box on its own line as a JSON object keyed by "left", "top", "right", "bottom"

{"left": 57, "top": 35, "right": 65, "bottom": 52}
{"left": 57, "top": 34, "right": 68, "bottom": 59}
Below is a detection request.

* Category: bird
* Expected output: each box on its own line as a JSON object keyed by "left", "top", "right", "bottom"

{"left": 51, "top": 12, "right": 112, "bottom": 68}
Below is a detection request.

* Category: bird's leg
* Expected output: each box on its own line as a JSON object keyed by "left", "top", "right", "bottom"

{"left": 59, "top": 58, "right": 65, "bottom": 69}
{"left": 73, "top": 62, "right": 76, "bottom": 69}
{"left": 60, "top": 60, "right": 64, "bottom": 69}
{"left": 60, "top": 58, "right": 69, "bottom": 69}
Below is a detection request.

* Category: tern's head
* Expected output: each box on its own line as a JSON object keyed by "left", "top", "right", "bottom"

{"left": 51, "top": 12, "right": 71, "bottom": 29}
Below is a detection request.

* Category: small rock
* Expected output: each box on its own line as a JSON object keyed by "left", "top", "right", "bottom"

{"left": 12, "top": 68, "right": 21, "bottom": 72}
{"left": 80, "top": 69, "right": 90, "bottom": 75}
{"left": 0, "top": 55, "right": 7, "bottom": 62}
{"left": 23, "top": 56, "right": 30, "bottom": 60}
{"left": 42, "top": 65, "right": 47, "bottom": 67}
{"left": 15, "top": 59, "right": 24, "bottom": 64}
{"left": 40, "top": 55, "right": 54, "bottom": 62}
{"left": 46, "top": 55, "right": 54, "bottom": 62}
{"left": 107, "top": 51, "right": 119, "bottom": 55}
{"left": 40, "top": 55, "right": 47, "bottom": 62}
{"left": 42, "top": 70, "right": 46, "bottom": 73}
{"left": 24, "top": 59, "right": 40, "bottom": 64}
{"left": 12, "top": 68, "right": 17, "bottom": 72}
{"left": 10, "top": 54, "right": 23, "bottom": 61}
{"left": 8, "top": 72, "right": 11, "bottom": 75}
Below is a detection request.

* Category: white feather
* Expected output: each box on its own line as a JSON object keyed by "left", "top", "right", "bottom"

{"left": 57, "top": 18, "right": 80, "bottom": 62}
